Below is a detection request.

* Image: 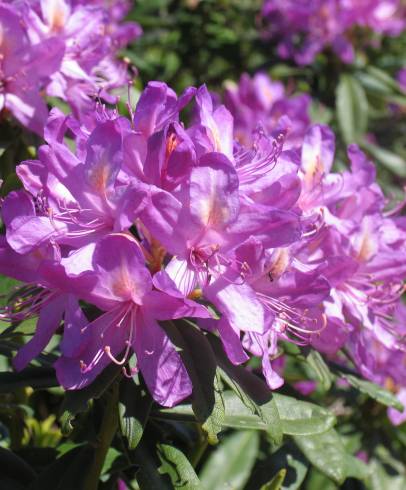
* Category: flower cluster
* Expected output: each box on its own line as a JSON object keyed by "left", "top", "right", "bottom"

{"left": 224, "top": 72, "right": 311, "bottom": 149}
{"left": 261, "top": 0, "right": 406, "bottom": 65}
{"left": 1, "top": 79, "right": 406, "bottom": 415}
{"left": 0, "top": 0, "right": 140, "bottom": 135}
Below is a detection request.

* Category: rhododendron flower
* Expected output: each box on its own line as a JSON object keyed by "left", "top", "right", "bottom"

{"left": 7, "top": 111, "right": 138, "bottom": 254}
{"left": 0, "top": 0, "right": 140, "bottom": 132}
{"left": 1, "top": 78, "right": 406, "bottom": 416}
{"left": 43, "top": 234, "right": 211, "bottom": 407}
{"left": 0, "top": 4, "right": 64, "bottom": 134}
{"left": 261, "top": 0, "right": 406, "bottom": 65}
{"left": 23, "top": 0, "right": 141, "bottom": 127}
{"left": 224, "top": 73, "right": 311, "bottom": 148}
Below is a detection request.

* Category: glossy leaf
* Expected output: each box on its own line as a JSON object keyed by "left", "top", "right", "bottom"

{"left": 273, "top": 393, "right": 336, "bottom": 436}
{"left": 0, "top": 447, "right": 36, "bottom": 487}
{"left": 118, "top": 377, "right": 152, "bottom": 450}
{"left": 133, "top": 441, "right": 173, "bottom": 490}
{"left": 336, "top": 73, "right": 368, "bottom": 145}
{"left": 305, "top": 350, "right": 333, "bottom": 391}
{"left": 261, "top": 469, "right": 287, "bottom": 490}
{"left": 199, "top": 431, "right": 259, "bottom": 490}
{"left": 158, "top": 444, "right": 202, "bottom": 489}
{"left": 153, "top": 390, "right": 335, "bottom": 437}
{"left": 0, "top": 366, "right": 58, "bottom": 393}
{"left": 207, "top": 333, "right": 282, "bottom": 444}
{"left": 160, "top": 321, "right": 225, "bottom": 444}
{"left": 341, "top": 373, "right": 404, "bottom": 411}
{"left": 246, "top": 443, "right": 308, "bottom": 490}
{"left": 294, "top": 429, "right": 368, "bottom": 484}
{"left": 28, "top": 444, "right": 94, "bottom": 490}
{"left": 361, "top": 141, "right": 406, "bottom": 177}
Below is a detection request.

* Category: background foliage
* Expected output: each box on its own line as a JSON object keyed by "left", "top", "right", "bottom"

{"left": 1, "top": 1, "right": 406, "bottom": 489}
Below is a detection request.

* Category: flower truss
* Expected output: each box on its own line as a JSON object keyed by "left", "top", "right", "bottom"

{"left": 1, "top": 79, "right": 406, "bottom": 424}
{"left": 0, "top": 0, "right": 141, "bottom": 134}
{"left": 261, "top": 0, "right": 406, "bottom": 65}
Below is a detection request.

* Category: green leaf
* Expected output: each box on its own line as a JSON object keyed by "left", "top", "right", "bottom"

{"left": 366, "top": 66, "right": 404, "bottom": 94}
{"left": 294, "top": 430, "right": 346, "bottom": 483}
{"left": 158, "top": 444, "right": 202, "bottom": 489}
{"left": 101, "top": 448, "right": 121, "bottom": 476}
{"left": 246, "top": 443, "right": 308, "bottom": 490}
{"left": 0, "top": 366, "right": 58, "bottom": 393}
{"left": 28, "top": 444, "right": 95, "bottom": 490}
{"left": 0, "top": 447, "right": 36, "bottom": 487}
{"left": 305, "top": 350, "right": 333, "bottom": 390}
{"left": 273, "top": 393, "right": 336, "bottom": 436}
{"left": 336, "top": 74, "right": 368, "bottom": 145}
{"left": 153, "top": 391, "right": 335, "bottom": 437}
{"left": 361, "top": 141, "right": 406, "bottom": 177}
{"left": 133, "top": 441, "right": 173, "bottom": 490}
{"left": 59, "top": 363, "right": 121, "bottom": 434}
{"left": 294, "top": 429, "right": 368, "bottom": 484}
{"left": 368, "top": 460, "right": 406, "bottom": 490}
{"left": 357, "top": 72, "right": 395, "bottom": 96}
{"left": 118, "top": 377, "right": 152, "bottom": 450}
{"left": 261, "top": 469, "right": 287, "bottom": 490}
{"left": 340, "top": 373, "right": 404, "bottom": 411}
{"left": 367, "top": 446, "right": 406, "bottom": 490}
{"left": 207, "top": 333, "right": 282, "bottom": 444}
{"left": 199, "top": 431, "right": 259, "bottom": 490}
{"left": 160, "top": 321, "right": 225, "bottom": 444}
{"left": 221, "top": 391, "right": 335, "bottom": 436}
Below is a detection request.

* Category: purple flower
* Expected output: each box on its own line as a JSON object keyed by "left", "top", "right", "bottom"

{"left": 42, "top": 234, "right": 210, "bottom": 407}
{"left": 0, "top": 0, "right": 140, "bottom": 133}
{"left": 0, "top": 4, "right": 64, "bottom": 134}
{"left": 6, "top": 110, "right": 140, "bottom": 254}
{"left": 261, "top": 0, "right": 406, "bottom": 65}
{"left": 224, "top": 73, "right": 311, "bottom": 148}
{"left": 3, "top": 79, "right": 406, "bottom": 407}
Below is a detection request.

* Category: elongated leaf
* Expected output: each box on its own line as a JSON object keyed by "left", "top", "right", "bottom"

{"left": 261, "top": 469, "right": 287, "bottom": 490}
{"left": 28, "top": 445, "right": 94, "bottom": 490}
{"left": 368, "top": 446, "right": 406, "bottom": 490}
{"left": 361, "top": 141, "right": 406, "bottom": 177}
{"left": 305, "top": 350, "right": 333, "bottom": 390}
{"left": 160, "top": 321, "right": 225, "bottom": 443}
{"left": 119, "top": 378, "right": 152, "bottom": 450}
{"left": 133, "top": 442, "right": 173, "bottom": 490}
{"left": 366, "top": 66, "right": 404, "bottom": 94}
{"left": 199, "top": 431, "right": 259, "bottom": 490}
{"left": 207, "top": 334, "right": 282, "bottom": 444}
{"left": 273, "top": 393, "right": 336, "bottom": 435}
{"left": 153, "top": 391, "right": 335, "bottom": 437}
{"left": 368, "top": 459, "right": 406, "bottom": 490}
{"left": 0, "top": 366, "right": 58, "bottom": 393}
{"left": 340, "top": 373, "right": 404, "bottom": 411}
{"left": 294, "top": 430, "right": 346, "bottom": 483}
{"left": 158, "top": 444, "right": 202, "bottom": 489}
{"left": 221, "top": 391, "right": 335, "bottom": 435}
{"left": 294, "top": 429, "right": 368, "bottom": 484}
{"left": 357, "top": 72, "right": 394, "bottom": 96}
{"left": 246, "top": 443, "right": 308, "bottom": 490}
{"left": 0, "top": 447, "right": 36, "bottom": 486}
{"left": 336, "top": 74, "right": 368, "bottom": 144}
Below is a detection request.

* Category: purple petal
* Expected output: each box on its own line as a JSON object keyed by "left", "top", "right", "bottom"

{"left": 14, "top": 294, "right": 66, "bottom": 371}
{"left": 134, "top": 315, "right": 192, "bottom": 407}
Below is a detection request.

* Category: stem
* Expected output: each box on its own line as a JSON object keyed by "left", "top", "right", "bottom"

{"left": 189, "top": 425, "right": 208, "bottom": 469}
{"left": 84, "top": 382, "right": 119, "bottom": 490}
